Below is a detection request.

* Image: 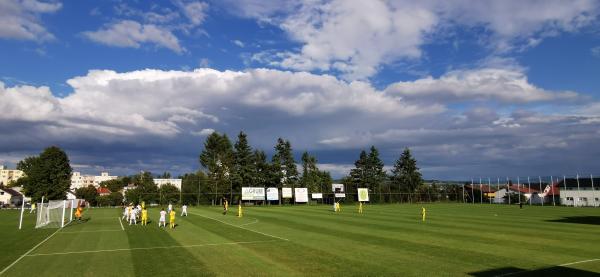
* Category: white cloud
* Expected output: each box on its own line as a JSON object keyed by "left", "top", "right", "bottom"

{"left": 191, "top": 128, "right": 215, "bottom": 136}
{"left": 592, "top": 46, "right": 600, "bottom": 58}
{"left": 83, "top": 20, "right": 185, "bottom": 53}
{"left": 385, "top": 68, "right": 579, "bottom": 103}
{"left": 2, "top": 66, "right": 600, "bottom": 179}
{"left": 232, "top": 39, "right": 244, "bottom": 47}
{"left": 176, "top": 1, "right": 208, "bottom": 26}
{"left": 233, "top": 0, "right": 599, "bottom": 79}
{"left": 0, "top": 0, "right": 61, "bottom": 41}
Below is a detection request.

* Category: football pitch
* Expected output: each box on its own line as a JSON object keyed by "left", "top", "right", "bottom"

{"left": 1, "top": 204, "right": 599, "bottom": 276}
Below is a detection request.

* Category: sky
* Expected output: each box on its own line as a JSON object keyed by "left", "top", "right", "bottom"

{"left": 1, "top": 0, "right": 600, "bottom": 180}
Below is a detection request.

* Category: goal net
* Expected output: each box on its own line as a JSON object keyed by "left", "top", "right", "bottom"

{"left": 36, "top": 199, "right": 84, "bottom": 229}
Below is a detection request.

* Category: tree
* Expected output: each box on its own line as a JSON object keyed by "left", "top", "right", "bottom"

{"left": 232, "top": 131, "right": 255, "bottom": 201}
{"left": 350, "top": 150, "right": 369, "bottom": 191}
{"left": 199, "top": 132, "right": 234, "bottom": 204}
{"left": 159, "top": 184, "right": 181, "bottom": 205}
{"left": 16, "top": 146, "right": 72, "bottom": 202}
{"left": 108, "top": 192, "right": 124, "bottom": 206}
{"left": 300, "top": 152, "right": 323, "bottom": 193}
{"left": 367, "top": 146, "right": 387, "bottom": 202}
{"left": 181, "top": 171, "right": 209, "bottom": 205}
{"left": 75, "top": 185, "right": 98, "bottom": 205}
{"left": 159, "top": 172, "right": 171, "bottom": 179}
{"left": 101, "top": 179, "right": 125, "bottom": 193}
{"left": 134, "top": 171, "right": 158, "bottom": 204}
{"left": 390, "top": 147, "right": 423, "bottom": 202}
{"left": 253, "top": 150, "right": 272, "bottom": 187}
{"left": 272, "top": 138, "right": 298, "bottom": 188}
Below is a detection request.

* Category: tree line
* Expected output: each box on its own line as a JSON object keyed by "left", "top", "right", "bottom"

{"left": 13, "top": 132, "right": 429, "bottom": 205}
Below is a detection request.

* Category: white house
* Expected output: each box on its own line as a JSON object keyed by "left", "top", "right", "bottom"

{"left": 153, "top": 179, "right": 182, "bottom": 190}
{"left": 71, "top": 171, "right": 117, "bottom": 190}
{"left": 0, "top": 165, "right": 24, "bottom": 187}
{"left": 559, "top": 177, "right": 599, "bottom": 207}
{"left": 0, "top": 187, "right": 23, "bottom": 207}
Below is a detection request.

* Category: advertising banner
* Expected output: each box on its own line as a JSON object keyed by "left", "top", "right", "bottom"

{"left": 357, "top": 188, "right": 369, "bottom": 202}
{"left": 282, "top": 187, "right": 293, "bottom": 198}
{"left": 332, "top": 183, "right": 344, "bottom": 193}
{"left": 311, "top": 193, "right": 323, "bottom": 199}
{"left": 241, "top": 187, "right": 265, "bottom": 201}
{"left": 266, "top": 188, "right": 279, "bottom": 201}
{"left": 294, "top": 188, "right": 308, "bottom": 203}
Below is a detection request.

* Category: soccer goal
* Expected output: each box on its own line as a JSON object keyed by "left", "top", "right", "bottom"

{"left": 35, "top": 199, "right": 84, "bottom": 229}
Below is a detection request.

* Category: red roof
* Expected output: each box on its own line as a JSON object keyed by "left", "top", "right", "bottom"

{"left": 97, "top": 187, "right": 111, "bottom": 194}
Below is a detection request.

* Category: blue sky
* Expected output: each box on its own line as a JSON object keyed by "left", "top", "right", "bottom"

{"left": 1, "top": 0, "right": 600, "bottom": 180}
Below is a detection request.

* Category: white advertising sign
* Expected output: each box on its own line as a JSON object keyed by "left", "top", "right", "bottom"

{"left": 282, "top": 187, "right": 293, "bottom": 198}
{"left": 357, "top": 188, "right": 369, "bottom": 202}
{"left": 241, "top": 187, "right": 265, "bottom": 201}
{"left": 266, "top": 188, "right": 279, "bottom": 201}
{"left": 334, "top": 193, "right": 346, "bottom": 198}
{"left": 311, "top": 193, "right": 323, "bottom": 199}
{"left": 332, "top": 183, "right": 345, "bottom": 193}
{"left": 295, "top": 188, "right": 309, "bottom": 203}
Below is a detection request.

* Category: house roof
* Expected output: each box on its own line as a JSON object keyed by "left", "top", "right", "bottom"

{"left": 97, "top": 187, "right": 111, "bottom": 194}
{"left": 0, "top": 187, "right": 22, "bottom": 197}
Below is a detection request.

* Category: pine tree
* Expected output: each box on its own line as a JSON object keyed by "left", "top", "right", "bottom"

{"left": 350, "top": 150, "right": 368, "bottom": 190}
{"left": 232, "top": 131, "right": 255, "bottom": 202}
{"left": 300, "top": 152, "right": 321, "bottom": 192}
{"left": 272, "top": 138, "right": 298, "bottom": 188}
{"left": 390, "top": 147, "right": 423, "bottom": 195}
{"left": 367, "top": 146, "right": 386, "bottom": 201}
{"left": 199, "top": 132, "right": 233, "bottom": 204}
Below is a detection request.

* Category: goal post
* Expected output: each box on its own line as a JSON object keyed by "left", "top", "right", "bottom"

{"left": 35, "top": 199, "right": 84, "bottom": 229}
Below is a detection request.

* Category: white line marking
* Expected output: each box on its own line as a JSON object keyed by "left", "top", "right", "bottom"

{"left": 0, "top": 228, "right": 61, "bottom": 275}
{"left": 239, "top": 218, "right": 259, "bottom": 227}
{"left": 559, "top": 258, "right": 600, "bottom": 267}
{"left": 26, "top": 240, "right": 279, "bottom": 257}
{"left": 58, "top": 229, "right": 123, "bottom": 234}
{"left": 189, "top": 211, "right": 289, "bottom": 241}
{"left": 118, "top": 217, "right": 124, "bottom": 230}
{"left": 494, "top": 258, "right": 600, "bottom": 277}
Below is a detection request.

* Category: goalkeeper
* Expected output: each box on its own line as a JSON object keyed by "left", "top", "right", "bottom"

{"left": 75, "top": 205, "right": 83, "bottom": 221}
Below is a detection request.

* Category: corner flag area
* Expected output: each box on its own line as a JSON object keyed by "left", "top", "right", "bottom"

{"left": 1, "top": 204, "right": 599, "bottom": 276}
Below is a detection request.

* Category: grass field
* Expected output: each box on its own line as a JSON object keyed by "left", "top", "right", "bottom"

{"left": 1, "top": 203, "right": 599, "bottom": 276}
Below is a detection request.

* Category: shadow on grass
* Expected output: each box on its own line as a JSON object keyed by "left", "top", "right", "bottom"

{"left": 547, "top": 216, "right": 600, "bottom": 226}
{"left": 469, "top": 266, "right": 600, "bottom": 277}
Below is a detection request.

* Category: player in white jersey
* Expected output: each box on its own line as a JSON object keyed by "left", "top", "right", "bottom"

{"left": 159, "top": 208, "right": 167, "bottom": 227}
{"left": 129, "top": 206, "right": 137, "bottom": 225}
{"left": 181, "top": 204, "right": 188, "bottom": 216}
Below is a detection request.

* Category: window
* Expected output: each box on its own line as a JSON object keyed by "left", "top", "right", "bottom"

{"left": 566, "top": 197, "right": 574, "bottom": 201}
{"left": 0, "top": 192, "right": 3, "bottom": 195}
{"left": 596, "top": 198, "right": 599, "bottom": 201}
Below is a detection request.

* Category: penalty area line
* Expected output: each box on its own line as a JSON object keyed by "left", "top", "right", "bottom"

{"left": 189, "top": 211, "right": 289, "bottom": 241}
{"left": 118, "top": 217, "right": 125, "bottom": 230}
{"left": 26, "top": 240, "right": 280, "bottom": 257}
{"left": 0, "top": 228, "right": 61, "bottom": 275}
{"left": 58, "top": 229, "right": 124, "bottom": 234}
{"left": 495, "top": 258, "right": 600, "bottom": 277}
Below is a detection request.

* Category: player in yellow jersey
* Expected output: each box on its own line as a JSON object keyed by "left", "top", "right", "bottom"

{"left": 141, "top": 208, "right": 148, "bottom": 226}
{"left": 237, "top": 201, "right": 243, "bottom": 218}
{"left": 358, "top": 202, "right": 363, "bottom": 214}
{"left": 223, "top": 198, "right": 228, "bottom": 215}
{"left": 421, "top": 207, "right": 426, "bottom": 222}
{"left": 169, "top": 209, "right": 176, "bottom": 229}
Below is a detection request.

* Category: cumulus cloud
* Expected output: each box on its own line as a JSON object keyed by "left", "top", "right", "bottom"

{"left": 2, "top": 66, "right": 600, "bottom": 179}
{"left": 0, "top": 0, "right": 61, "bottom": 41}
{"left": 385, "top": 68, "right": 579, "bottom": 103}
{"left": 233, "top": 0, "right": 599, "bottom": 79}
{"left": 82, "top": 20, "right": 185, "bottom": 53}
